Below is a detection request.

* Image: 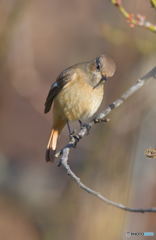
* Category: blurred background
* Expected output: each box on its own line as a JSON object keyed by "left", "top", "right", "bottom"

{"left": 0, "top": 0, "right": 156, "bottom": 239}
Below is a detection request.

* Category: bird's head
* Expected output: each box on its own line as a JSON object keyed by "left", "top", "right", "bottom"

{"left": 87, "top": 54, "right": 116, "bottom": 87}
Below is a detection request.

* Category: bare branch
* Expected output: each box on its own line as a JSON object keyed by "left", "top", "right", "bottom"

{"left": 61, "top": 149, "right": 156, "bottom": 213}
{"left": 110, "top": 0, "right": 156, "bottom": 33}
{"left": 55, "top": 67, "right": 156, "bottom": 213}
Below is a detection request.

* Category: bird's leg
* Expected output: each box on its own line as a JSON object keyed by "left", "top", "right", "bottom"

{"left": 67, "top": 120, "right": 72, "bottom": 135}
{"left": 78, "top": 120, "right": 83, "bottom": 128}
{"left": 66, "top": 121, "right": 80, "bottom": 147}
{"left": 78, "top": 120, "right": 91, "bottom": 135}
{"left": 67, "top": 121, "right": 77, "bottom": 138}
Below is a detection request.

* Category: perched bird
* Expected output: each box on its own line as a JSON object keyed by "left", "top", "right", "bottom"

{"left": 44, "top": 54, "right": 116, "bottom": 162}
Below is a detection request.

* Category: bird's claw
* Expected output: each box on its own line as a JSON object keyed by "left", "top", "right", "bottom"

{"left": 70, "top": 134, "right": 80, "bottom": 147}
{"left": 80, "top": 123, "right": 91, "bottom": 135}
{"left": 69, "top": 130, "right": 77, "bottom": 139}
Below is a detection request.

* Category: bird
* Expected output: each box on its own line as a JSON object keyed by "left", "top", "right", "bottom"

{"left": 44, "top": 54, "right": 116, "bottom": 162}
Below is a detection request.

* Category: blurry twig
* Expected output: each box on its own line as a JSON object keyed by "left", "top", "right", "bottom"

{"left": 110, "top": 0, "right": 156, "bottom": 33}
{"left": 150, "top": 0, "right": 156, "bottom": 8}
{"left": 56, "top": 67, "right": 156, "bottom": 213}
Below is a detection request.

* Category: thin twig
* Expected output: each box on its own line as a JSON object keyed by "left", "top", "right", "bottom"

{"left": 150, "top": 0, "right": 156, "bottom": 8}
{"left": 56, "top": 67, "right": 156, "bottom": 213}
{"left": 111, "top": 0, "right": 156, "bottom": 33}
{"left": 61, "top": 149, "right": 156, "bottom": 213}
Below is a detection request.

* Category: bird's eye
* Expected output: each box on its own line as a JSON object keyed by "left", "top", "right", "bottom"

{"left": 96, "top": 59, "right": 101, "bottom": 71}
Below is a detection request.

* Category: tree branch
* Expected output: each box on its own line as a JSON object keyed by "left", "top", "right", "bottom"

{"left": 55, "top": 67, "right": 156, "bottom": 213}
{"left": 111, "top": 0, "right": 156, "bottom": 33}
{"left": 60, "top": 149, "right": 156, "bottom": 213}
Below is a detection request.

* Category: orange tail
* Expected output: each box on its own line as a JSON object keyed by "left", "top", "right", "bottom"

{"left": 46, "top": 119, "right": 66, "bottom": 162}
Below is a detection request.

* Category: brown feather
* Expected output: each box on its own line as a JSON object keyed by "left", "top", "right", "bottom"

{"left": 44, "top": 68, "right": 75, "bottom": 114}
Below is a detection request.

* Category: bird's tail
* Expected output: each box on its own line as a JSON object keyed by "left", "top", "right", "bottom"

{"left": 46, "top": 119, "right": 66, "bottom": 162}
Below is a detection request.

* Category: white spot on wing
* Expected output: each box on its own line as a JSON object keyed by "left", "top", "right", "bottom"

{"left": 52, "top": 82, "right": 58, "bottom": 88}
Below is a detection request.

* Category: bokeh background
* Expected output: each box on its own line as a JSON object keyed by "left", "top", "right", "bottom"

{"left": 0, "top": 0, "right": 156, "bottom": 239}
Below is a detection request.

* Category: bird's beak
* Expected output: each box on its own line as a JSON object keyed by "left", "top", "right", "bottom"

{"left": 93, "top": 75, "right": 108, "bottom": 89}
{"left": 101, "top": 75, "right": 108, "bottom": 82}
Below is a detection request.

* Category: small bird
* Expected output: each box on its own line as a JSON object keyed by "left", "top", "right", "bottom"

{"left": 44, "top": 54, "right": 116, "bottom": 162}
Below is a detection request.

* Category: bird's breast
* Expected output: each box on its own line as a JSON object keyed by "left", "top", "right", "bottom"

{"left": 54, "top": 77, "right": 104, "bottom": 121}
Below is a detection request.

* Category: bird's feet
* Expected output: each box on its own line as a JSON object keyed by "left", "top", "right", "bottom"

{"left": 69, "top": 131, "right": 80, "bottom": 147}
{"left": 79, "top": 120, "right": 91, "bottom": 135}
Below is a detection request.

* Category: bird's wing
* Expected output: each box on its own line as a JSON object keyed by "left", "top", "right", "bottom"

{"left": 44, "top": 68, "right": 76, "bottom": 113}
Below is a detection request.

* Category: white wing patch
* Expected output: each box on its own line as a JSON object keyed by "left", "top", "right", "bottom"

{"left": 52, "top": 82, "right": 58, "bottom": 88}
